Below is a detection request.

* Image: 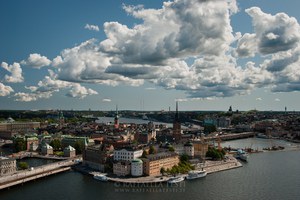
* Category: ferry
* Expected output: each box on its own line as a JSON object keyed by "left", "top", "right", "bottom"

{"left": 186, "top": 170, "right": 207, "bottom": 180}
{"left": 236, "top": 149, "right": 249, "bottom": 162}
{"left": 93, "top": 174, "right": 108, "bottom": 181}
{"left": 167, "top": 176, "right": 185, "bottom": 184}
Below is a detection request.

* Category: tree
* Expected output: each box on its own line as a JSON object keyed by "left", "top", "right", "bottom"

{"left": 160, "top": 167, "right": 166, "bottom": 175}
{"left": 206, "top": 147, "right": 225, "bottom": 160}
{"left": 14, "top": 138, "right": 26, "bottom": 153}
{"left": 168, "top": 146, "right": 175, "bottom": 152}
{"left": 50, "top": 139, "right": 61, "bottom": 151}
{"left": 180, "top": 154, "right": 189, "bottom": 163}
{"left": 141, "top": 150, "right": 148, "bottom": 158}
{"left": 74, "top": 141, "right": 85, "bottom": 154}
{"left": 204, "top": 124, "right": 217, "bottom": 134}
{"left": 149, "top": 145, "right": 156, "bottom": 154}
{"left": 18, "top": 162, "right": 29, "bottom": 170}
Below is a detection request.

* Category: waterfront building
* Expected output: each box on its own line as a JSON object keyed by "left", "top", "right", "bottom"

{"left": 113, "top": 161, "right": 131, "bottom": 176}
{"left": 82, "top": 143, "right": 114, "bottom": 172}
{"left": 63, "top": 145, "right": 76, "bottom": 158}
{"left": 173, "top": 102, "right": 182, "bottom": 142}
{"left": 142, "top": 152, "right": 179, "bottom": 176}
{"left": 0, "top": 120, "right": 40, "bottom": 139}
{"left": 184, "top": 141, "right": 194, "bottom": 157}
{"left": 113, "top": 147, "right": 143, "bottom": 162}
{"left": 41, "top": 143, "right": 53, "bottom": 155}
{"left": 192, "top": 138, "right": 208, "bottom": 160}
{"left": 131, "top": 159, "right": 143, "bottom": 176}
{"left": 0, "top": 156, "right": 17, "bottom": 176}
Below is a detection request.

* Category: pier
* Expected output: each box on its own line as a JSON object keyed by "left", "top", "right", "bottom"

{"left": 0, "top": 159, "right": 77, "bottom": 190}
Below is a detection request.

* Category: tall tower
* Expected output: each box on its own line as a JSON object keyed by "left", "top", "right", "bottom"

{"left": 58, "top": 110, "right": 64, "bottom": 129}
{"left": 114, "top": 105, "right": 119, "bottom": 129}
{"left": 173, "top": 101, "right": 181, "bottom": 142}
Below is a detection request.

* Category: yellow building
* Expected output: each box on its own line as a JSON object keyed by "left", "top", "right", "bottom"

{"left": 142, "top": 152, "right": 179, "bottom": 176}
{"left": 192, "top": 140, "right": 208, "bottom": 159}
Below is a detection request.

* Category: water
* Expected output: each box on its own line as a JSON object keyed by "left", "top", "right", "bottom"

{"left": 96, "top": 117, "right": 173, "bottom": 127}
{"left": 1, "top": 139, "right": 300, "bottom": 200}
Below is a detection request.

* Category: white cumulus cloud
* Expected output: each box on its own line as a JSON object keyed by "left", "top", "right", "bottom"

{"left": 1, "top": 62, "right": 24, "bottom": 83}
{"left": 66, "top": 84, "right": 98, "bottom": 99}
{"left": 0, "top": 82, "right": 14, "bottom": 96}
{"left": 21, "top": 53, "right": 51, "bottom": 68}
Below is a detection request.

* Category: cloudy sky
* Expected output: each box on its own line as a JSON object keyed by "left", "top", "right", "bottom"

{"left": 1, "top": 0, "right": 300, "bottom": 111}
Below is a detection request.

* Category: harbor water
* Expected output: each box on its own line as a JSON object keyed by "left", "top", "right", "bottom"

{"left": 1, "top": 138, "right": 300, "bottom": 200}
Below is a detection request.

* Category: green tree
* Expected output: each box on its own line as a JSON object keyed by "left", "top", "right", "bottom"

{"left": 14, "top": 138, "right": 26, "bottom": 152}
{"left": 168, "top": 146, "right": 175, "bottom": 152}
{"left": 149, "top": 145, "right": 156, "bottom": 154}
{"left": 74, "top": 141, "right": 85, "bottom": 154}
{"left": 160, "top": 167, "right": 166, "bottom": 175}
{"left": 18, "top": 162, "right": 29, "bottom": 170}
{"left": 206, "top": 147, "right": 225, "bottom": 160}
{"left": 141, "top": 150, "right": 148, "bottom": 158}
{"left": 180, "top": 154, "right": 189, "bottom": 163}
{"left": 204, "top": 124, "right": 217, "bottom": 134}
{"left": 50, "top": 139, "right": 62, "bottom": 151}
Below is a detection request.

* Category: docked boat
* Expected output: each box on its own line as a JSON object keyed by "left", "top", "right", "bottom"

{"left": 236, "top": 149, "right": 249, "bottom": 162}
{"left": 167, "top": 176, "right": 185, "bottom": 184}
{"left": 93, "top": 174, "right": 108, "bottom": 181}
{"left": 186, "top": 170, "right": 207, "bottom": 180}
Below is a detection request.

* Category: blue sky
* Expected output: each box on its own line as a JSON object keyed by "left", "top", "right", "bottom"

{"left": 1, "top": 0, "right": 300, "bottom": 111}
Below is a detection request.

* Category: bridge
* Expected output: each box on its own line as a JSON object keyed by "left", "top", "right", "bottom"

{"left": 0, "top": 158, "right": 79, "bottom": 190}
{"left": 205, "top": 132, "right": 256, "bottom": 141}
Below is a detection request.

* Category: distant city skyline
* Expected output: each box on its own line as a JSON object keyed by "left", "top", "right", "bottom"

{"left": 1, "top": 0, "right": 300, "bottom": 111}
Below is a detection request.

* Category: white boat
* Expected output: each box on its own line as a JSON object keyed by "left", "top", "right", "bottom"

{"left": 236, "top": 149, "right": 249, "bottom": 162}
{"left": 93, "top": 174, "right": 108, "bottom": 181}
{"left": 186, "top": 170, "right": 207, "bottom": 180}
{"left": 167, "top": 176, "right": 185, "bottom": 184}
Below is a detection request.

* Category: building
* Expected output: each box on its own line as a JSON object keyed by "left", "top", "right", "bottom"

{"left": 64, "top": 145, "right": 76, "bottom": 158}
{"left": 61, "top": 135, "right": 88, "bottom": 148}
{"left": 82, "top": 143, "right": 114, "bottom": 172}
{"left": 0, "top": 120, "right": 40, "bottom": 139}
{"left": 41, "top": 143, "right": 53, "bottom": 155}
{"left": 184, "top": 141, "right": 194, "bottom": 157}
{"left": 113, "top": 147, "right": 143, "bottom": 162}
{"left": 192, "top": 139, "right": 208, "bottom": 159}
{"left": 26, "top": 137, "right": 39, "bottom": 151}
{"left": 0, "top": 157, "right": 17, "bottom": 176}
{"left": 113, "top": 161, "right": 131, "bottom": 176}
{"left": 173, "top": 102, "right": 182, "bottom": 142}
{"left": 131, "top": 159, "right": 143, "bottom": 176}
{"left": 142, "top": 152, "right": 179, "bottom": 176}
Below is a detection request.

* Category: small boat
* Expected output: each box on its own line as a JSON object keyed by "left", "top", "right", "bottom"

{"left": 236, "top": 149, "right": 249, "bottom": 162}
{"left": 93, "top": 174, "right": 108, "bottom": 181}
{"left": 186, "top": 170, "right": 207, "bottom": 180}
{"left": 167, "top": 176, "right": 185, "bottom": 184}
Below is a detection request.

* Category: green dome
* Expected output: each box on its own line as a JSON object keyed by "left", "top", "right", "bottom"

{"left": 132, "top": 159, "right": 143, "bottom": 164}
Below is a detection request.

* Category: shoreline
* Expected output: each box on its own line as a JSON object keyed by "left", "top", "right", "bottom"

{"left": 73, "top": 155, "right": 242, "bottom": 184}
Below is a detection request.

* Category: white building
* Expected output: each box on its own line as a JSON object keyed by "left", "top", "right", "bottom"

{"left": 131, "top": 159, "right": 143, "bottom": 176}
{"left": 0, "top": 157, "right": 17, "bottom": 176}
{"left": 113, "top": 148, "right": 143, "bottom": 162}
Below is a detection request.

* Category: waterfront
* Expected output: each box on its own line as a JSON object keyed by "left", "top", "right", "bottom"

{"left": 1, "top": 138, "right": 300, "bottom": 200}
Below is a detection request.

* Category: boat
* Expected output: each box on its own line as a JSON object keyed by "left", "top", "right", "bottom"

{"left": 236, "top": 149, "right": 249, "bottom": 162}
{"left": 186, "top": 170, "right": 207, "bottom": 180}
{"left": 93, "top": 174, "right": 108, "bottom": 181}
{"left": 167, "top": 176, "right": 185, "bottom": 184}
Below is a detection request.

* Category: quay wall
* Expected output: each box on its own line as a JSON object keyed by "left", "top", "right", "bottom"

{"left": 0, "top": 159, "right": 76, "bottom": 189}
